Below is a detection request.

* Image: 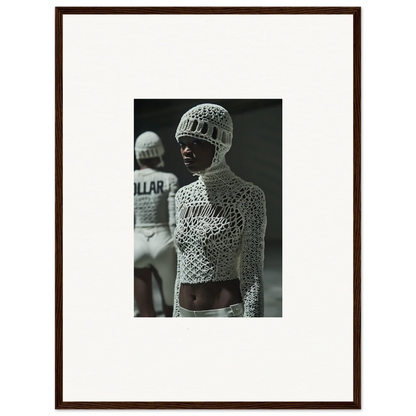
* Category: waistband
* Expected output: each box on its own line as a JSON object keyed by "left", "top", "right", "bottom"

{"left": 134, "top": 224, "right": 171, "bottom": 236}
{"left": 134, "top": 223, "right": 169, "bottom": 229}
{"left": 179, "top": 302, "right": 244, "bottom": 317}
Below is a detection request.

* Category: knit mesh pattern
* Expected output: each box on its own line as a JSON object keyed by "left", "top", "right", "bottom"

{"left": 175, "top": 104, "right": 234, "bottom": 175}
{"left": 135, "top": 131, "right": 165, "bottom": 160}
{"left": 173, "top": 166, "right": 267, "bottom": 317}
{"left": 176, "top": 103, "right": 233, "bottom": 148}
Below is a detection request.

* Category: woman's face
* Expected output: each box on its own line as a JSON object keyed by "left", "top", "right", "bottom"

{"left": 178, "top": 136, "right": 215, "bottom": 173}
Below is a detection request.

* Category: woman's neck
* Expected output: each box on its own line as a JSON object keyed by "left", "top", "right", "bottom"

{"left": 198, "top": 160, "right": 234, "bottom": 185}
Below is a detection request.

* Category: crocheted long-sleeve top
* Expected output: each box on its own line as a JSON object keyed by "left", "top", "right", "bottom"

{"left": 172, "top": 165, "right": 267, "bottom": 317}
{"left": 134, "top": 168, "right": 178, "bottom": 232}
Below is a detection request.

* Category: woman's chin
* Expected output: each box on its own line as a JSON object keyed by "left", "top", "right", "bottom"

{"left": 186, "top": 164, "right": 199, "bottom": 172}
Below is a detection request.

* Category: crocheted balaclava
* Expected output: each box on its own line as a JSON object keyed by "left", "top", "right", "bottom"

{"left": 175, "top": 103, "right": 233, "bottom": 174}
{"left": 135, "top": 131, "right": 165, "bottom": 168}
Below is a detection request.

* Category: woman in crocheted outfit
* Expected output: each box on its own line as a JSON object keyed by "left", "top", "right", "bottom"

{"left": 134, "top": 131, "right": 178, "bottom": 317}
{"left": 173, "top": 103, "right": 267, "bottom": 317}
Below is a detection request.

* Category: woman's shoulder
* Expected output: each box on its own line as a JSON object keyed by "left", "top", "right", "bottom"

{"left": 176, "top": 180, "right": 199, "bottom": 199}
{"left": 160, "top": 171, "right": 179, "bottom": 184}
{"left": 146, "top": 170, "right": 178, "bottom": 180}
{"left": 234, "top": 180, "right": 266, "bottom": 211}
{"left": 231, "top": 176, "right": 265, "bottom": 199}
{"left": 248, "top": 182, "right": 265, "bottom": 199}
{"left": 133, "top": 169, "right": 147, "bottom": 181}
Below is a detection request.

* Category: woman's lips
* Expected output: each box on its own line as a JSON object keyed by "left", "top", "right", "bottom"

{"left": 183, "top": 158, "right": 194, "bottom": 166}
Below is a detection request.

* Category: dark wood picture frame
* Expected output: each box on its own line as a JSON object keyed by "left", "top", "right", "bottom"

{"left": 56, "top": 6, "right": 361, "bottom": 409}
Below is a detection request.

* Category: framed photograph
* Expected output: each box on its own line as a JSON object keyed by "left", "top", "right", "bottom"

{"left": 56, "top": 7, "right": 360, "bottom": 409}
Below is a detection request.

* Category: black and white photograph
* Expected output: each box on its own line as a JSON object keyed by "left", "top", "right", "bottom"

{"left": 133, "top": 99, "right": 282, "bottom": 318}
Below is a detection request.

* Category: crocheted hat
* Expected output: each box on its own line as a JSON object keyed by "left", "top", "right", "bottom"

{"left": 175, "top": 103, "right": 233, "bottom": 152}
{"left": 135, "top": 131, "right": 165, "bottom": 160}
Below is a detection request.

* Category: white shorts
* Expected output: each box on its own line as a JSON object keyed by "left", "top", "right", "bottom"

{"left": 179, "top": 302, "right": 244, "bottom": 317}
{"left": 134, "top": 226, "right": 176, "bottom": 306}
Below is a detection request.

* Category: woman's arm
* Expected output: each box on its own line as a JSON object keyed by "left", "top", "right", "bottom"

{"left": 239, "top": 186, "right": 267, "bottom": 317}
{"left": 172, "top": 189, "right": 183, "bottom": 317}
{"left": 172, "top": 266, "right": 182, "bottom": 317}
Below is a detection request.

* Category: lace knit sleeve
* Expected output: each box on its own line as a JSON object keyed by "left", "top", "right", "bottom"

{"left": 172, "top": 188, "right": 183, "bottom": 317}
{"left": 172, "top": 263, "right": 182, "bottom": 317}
{"left": 239, "top": 186, "right": 267, "bottom": 317}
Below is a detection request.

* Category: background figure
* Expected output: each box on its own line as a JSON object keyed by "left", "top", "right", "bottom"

{"left": 134, "top": 131, "right": 178, "bottom": 317}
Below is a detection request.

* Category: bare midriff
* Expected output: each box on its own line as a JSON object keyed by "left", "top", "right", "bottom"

{"left": 179, "top": 278, "right": 242, "bottom": 310}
